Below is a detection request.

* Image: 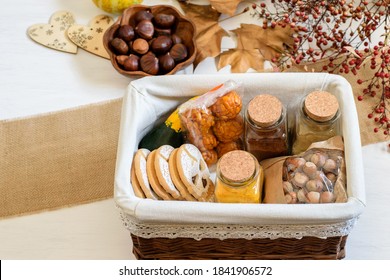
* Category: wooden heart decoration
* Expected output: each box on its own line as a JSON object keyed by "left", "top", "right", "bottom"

{"left": 67, "top": 15, "right": 114, "bottom": 59}
{"left": 27, "top": 11, "right": 78, "bottom": 54}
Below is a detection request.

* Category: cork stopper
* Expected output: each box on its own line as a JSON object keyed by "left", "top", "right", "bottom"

{"left": 247, "top": 94, "right": 283, "bottom": 127}
{"left": 219, "top": 150, "right": 256, "bottom": 182}
{"left": 304, "top": 91, "right": 339, "bottom": 122}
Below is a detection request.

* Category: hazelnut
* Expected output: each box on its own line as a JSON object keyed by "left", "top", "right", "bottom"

{"left": 323, "top": 158, "right": 337, "bottom": 172}
{"left": 140, "top": 52, "right": 159, "bottom": 75}
{"left": 285, "top": 193, "right": 293, "bottom": 204}
{"left": 307, "top": 191, "right": 320, "bottom": 203}
{"left": 116, "top": 25, "right": 134, "bottom": 42}
{"left": 116, "top": 55, "right": 129, "bottom": 66}
{"left": 135, "top": 20, "right": 154, "bottom": 40}
{"left": 132, "top": 38, "right": 149, "bottom": 55}
{"left": 326, "top": 172, "right": 337, "bottom": 184}
{"left": 320, "top": 191, "right": 335, "bottom": 203}
{"left": 282, "top": 181, "right": 293, "bottom": 193}
{"left": 171, "top": 34, "right": 183, "bottom": 44}
{"left": 133, "top": 9, "right": 154, "bottom": 23}
{"left": 297, "top": 189, "right": 308, "bottom": 203}
{"left": 306, "top": 179, "right": 324, "bottom": 192}
{"left": 291, "top": 172, "right": 309, "bottom": 188}
{"left": 285, "top": 157, "right": 306, "bottom": 173}
{"left": 170, "top": 43, "right": 188, "bottom": 62}
{"left": 154, "top": 13, "right": 175, "bottom": 28}
{"left": 122, "top": 54, "right": 139, "bottom": 71}
{"left": 302, "top": 162, "right": 317, "bottom": 178}
{"left": 310, "top": 152, "right": 327, "bottom": 168}
{"left": 289, "top": 191, "right": 297, "bottom": 204}
{"left": 159, "top": 53, "right": 175, "bottom": 73}
{"left": 110, "top": 38, "right": 128, "bottom": 55}
{"left": 151, "top": 36, "right": 173, "bottom": 54}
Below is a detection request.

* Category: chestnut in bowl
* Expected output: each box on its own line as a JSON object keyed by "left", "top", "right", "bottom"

{"left": 103, "top": 4, "right": 197, "bottom": 77}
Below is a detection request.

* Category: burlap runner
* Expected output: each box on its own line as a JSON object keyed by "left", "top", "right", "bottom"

{"left": 0, "top": 98, "right": 122, "bottom": 218}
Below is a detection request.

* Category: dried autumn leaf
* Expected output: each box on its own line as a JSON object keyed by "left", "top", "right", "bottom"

{"left": 179, "top": 2, "right": 228, "bottom": 67}
{"left": 234, "top": 23, "right": 294, "bottom": 61}
{"left": 218, "top": 48, "right": 265, "bottom": 73}
{"left": 210, "top": 0, "right": 245, "bottom": 16}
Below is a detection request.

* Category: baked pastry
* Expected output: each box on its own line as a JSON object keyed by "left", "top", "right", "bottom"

{"left": 133, "top": 148, "right": 159, "bottom": 200}
{"left": 146, "top": 150, "right": 173, "bottom": 200}
{"left": 154, "top": 145, "right": 182, "bottom": 199}
{"left": 175, "top": 144, "right": 215, "bottom": 202}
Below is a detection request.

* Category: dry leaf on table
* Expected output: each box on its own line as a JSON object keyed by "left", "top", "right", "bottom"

{"left": 179, "top": 2, "right": 228, "bottom": 67}
{"left": 218, "top": 48, "right": 265, "bottom": 73}
{"left": 218, "top": 28, "right": 265, "bottom": 73}
{"left": 235, "top": 23, "right": 294, "bottom": 61}
{"left": 210, "top": 0, "right": 245, "bottom": 16}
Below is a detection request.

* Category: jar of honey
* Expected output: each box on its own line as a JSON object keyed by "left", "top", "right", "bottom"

{"left": 292, "top": 90, "right": 340, "bottom": 154}
{"left": 214, "top": 150, "right": 263, "bottom": 203}
{"left": 244, "top": 94, "right": 289, "bottom": 162}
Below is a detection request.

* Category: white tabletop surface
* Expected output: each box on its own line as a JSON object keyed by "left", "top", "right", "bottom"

{"left": 1, "top": 0, "right": 389, "bottom": 260}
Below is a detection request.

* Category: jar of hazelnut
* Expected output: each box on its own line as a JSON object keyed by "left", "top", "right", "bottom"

{"left": 244, "top": 94, "right": 289, "bottom": 162}
{"left": 292, "top": 90, "right": 341, "bottom": 154}
{"left": 214, "top": 150, "right": 263, "bottom": 203}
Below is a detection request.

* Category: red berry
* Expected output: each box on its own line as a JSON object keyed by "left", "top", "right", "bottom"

{"left": 374, "top": 128, "right": 379, "bottom": 133}
{"left": 368, "top": 113, "right": 373, "bottom": 119}
{"left": 357, "top": 96, "right": 363, "bottom": 101}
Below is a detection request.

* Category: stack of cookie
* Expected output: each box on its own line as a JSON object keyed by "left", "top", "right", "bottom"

{"left": 130, "top": 143, "right": 215, "bottom": 202}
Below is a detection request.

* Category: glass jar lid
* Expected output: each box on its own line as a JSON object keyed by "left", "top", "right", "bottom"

{"left": 247, "top": 94, "right": 283, "bottom": 127}
{"left": 304, "top": 91, "right": 339, "bottom": 122}
{"left": 219, "top": 150, "right": 256, "bottom": 183}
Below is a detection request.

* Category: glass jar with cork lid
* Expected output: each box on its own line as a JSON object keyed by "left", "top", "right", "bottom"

{"left": 214, "top": 150, "right": 263, "bottom": 203}
{"left": 244, "top": 94, "right": 289, "bottom": 162}
{"left": 292, "top": 90, "right": 341, "bottom": 154}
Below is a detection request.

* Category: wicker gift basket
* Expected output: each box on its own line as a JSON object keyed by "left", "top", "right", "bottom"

{"left": 114, "top": 73, "right": 365, "bottom": 259}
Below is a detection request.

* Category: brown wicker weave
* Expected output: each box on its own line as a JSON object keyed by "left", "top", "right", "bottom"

{"left": 131, "top": 234, "right": 347, "bottom": 260}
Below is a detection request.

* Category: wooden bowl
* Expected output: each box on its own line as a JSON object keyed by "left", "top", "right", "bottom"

{"left": 103, "top": 5, "right": 197, "bottom": 77}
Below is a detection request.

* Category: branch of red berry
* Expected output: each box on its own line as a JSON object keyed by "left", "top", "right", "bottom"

{"left": 251, "top": 0, "right": 389, "bottom": 147}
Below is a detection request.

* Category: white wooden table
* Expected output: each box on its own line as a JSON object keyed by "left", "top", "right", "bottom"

{"left": 1, "top": 0, "right": 389, "bottom": 260}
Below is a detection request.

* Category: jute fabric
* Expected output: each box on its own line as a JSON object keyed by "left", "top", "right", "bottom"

{"left": 0, "top": 98, "right": 122, "bottom": 218}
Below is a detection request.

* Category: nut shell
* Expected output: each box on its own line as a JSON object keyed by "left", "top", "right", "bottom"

{"left": 133, "top": 10, "right": 154, "bottom": 23}
{"left": 152, "top": 36, "right": 173, "bottom": 54}
{"left": 132, "top": 38, "right": 149, "bottom": 55}
{"left": 140, "top": 52, "right": 159, "bottom": 75}
{"left": 110, "top": 38, "right": 128, "bottom": 55}
{"left": 159, "top": 53, "right": 175, "bottom": 73}
{"left": 170, "top": 43, "right": 188, "bottom": 62}
{"left": 116, "top": 25, "right": 134, "bottom": 42}
{"left": 154, "top": 13, "right": 175, "bottom": 28}
{"left": 122, "top": 54, "right": 140, "bottom": 71}
{"left": 135, "top": 20, "right": 154, "bottom": 40}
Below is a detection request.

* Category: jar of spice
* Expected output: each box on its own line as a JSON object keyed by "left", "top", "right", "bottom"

{"left": 292, "top": 90, "right": 340, "bottom": 154}
{"left": 214, "top": 150, "right": 263, "bottom": 203}
{"left": 244, "top": 94, "right": 289, "bottom": 162}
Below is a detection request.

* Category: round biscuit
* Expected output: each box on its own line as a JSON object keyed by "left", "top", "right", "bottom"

{"left": 169, "top": 148, "right": 197, "bottom": 201}
{"left": 130, "top": 160, "right": 146, "bottom": 198}
{"left": 133, "top": 148, "right": 159, "bottom": 200}
{"left": 154, "top": 145, "right": 182, "bottom": 199}
{"left": 176, "top": 144, "right": 215, "bottom": 200}
{"left": 146, "top": 150, "right": 173, "bottom": 200}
